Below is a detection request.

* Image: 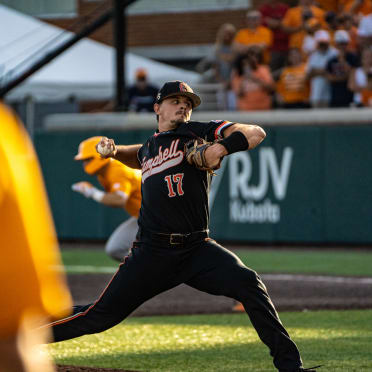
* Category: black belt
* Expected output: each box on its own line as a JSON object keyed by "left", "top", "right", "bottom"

{"left": 138, "top": 228, "right": 209, "bottom": 245}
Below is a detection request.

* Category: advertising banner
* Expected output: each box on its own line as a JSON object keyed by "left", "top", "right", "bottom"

{"left": 35, "top": 125, "right": 372, "bottom": 244}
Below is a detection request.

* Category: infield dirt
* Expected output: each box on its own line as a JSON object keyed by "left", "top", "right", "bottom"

{"left": 67, "top": 271, "right": 372, "bottom": 315}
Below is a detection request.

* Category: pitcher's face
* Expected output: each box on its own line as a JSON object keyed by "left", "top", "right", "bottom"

{"left": 154, "top": 95, "right": 193, "bottom": 130}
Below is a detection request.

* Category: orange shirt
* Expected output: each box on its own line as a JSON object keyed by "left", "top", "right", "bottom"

{"left": 0, "top": 104, "right": 71, "bottom": 336}
{"left": 315, "top": 0, "right": 339, "bottom": 11}
{"left": 361, "top": 89, "right": 372, "bottom": 106}
{"left": 346, "top": 26, "right": 359, "bottom": 52}
{"left": 340, "top": 0, "right": 372, "bottom": 15}
{"left": 277, "top": 63, "right": 310, "bottom": 103}
{"left": 98, "top": 160, "right": 141, "bottom": 217}
{"left": 282, "top": 6, "right": 325, "bottom": 49}
{"left": 231, "top": 65, "right": 273, "bottom": 111}
{"left": 234, "top": 25, "right": 273, "bottom": 47}
{"left": 234, "top": 26, "right": 273, "bottom": 62}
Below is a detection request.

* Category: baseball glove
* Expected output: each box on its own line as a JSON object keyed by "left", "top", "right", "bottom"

{"left": 184, "top": 138, "right": 219, "bottom": 173}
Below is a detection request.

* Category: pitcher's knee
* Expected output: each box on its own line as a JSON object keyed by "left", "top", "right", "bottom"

{"left": 237, "top": 266, "right": 261, "bottom": 283}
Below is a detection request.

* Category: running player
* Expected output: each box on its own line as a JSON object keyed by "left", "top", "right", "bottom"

{"left": 72, "top": 137, "right": 141, "bottom": 261}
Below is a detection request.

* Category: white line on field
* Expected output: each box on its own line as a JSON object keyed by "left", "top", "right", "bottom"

{"left": 262, "top": 274, "right": 372, "bottom": 285}
{"left": 57, "top": 266, "right": 372, "bottom": 284}
{"left": 57, "top": 265, "right": 117, "bottom": 274}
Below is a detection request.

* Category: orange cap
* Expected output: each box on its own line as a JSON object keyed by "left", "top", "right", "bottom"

{"left": 135, "top": 68, "right": 147, "bottom": 79}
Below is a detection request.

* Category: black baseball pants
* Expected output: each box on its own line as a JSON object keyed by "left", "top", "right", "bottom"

{"left": 51, "top": 233, "right": 303, "bottom": 371}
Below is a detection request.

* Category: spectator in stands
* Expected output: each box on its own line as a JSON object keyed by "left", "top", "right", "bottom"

{"left": 213, "top": 23, "right": 238, "bottom": 110}
{"left": 127, "top": 68, "right": 159, "bottom": 112}
{"left": 326, "top": 30, "right": 359, "bottom": 107}
{"left": 233, "top": 10, "right": 273, "bottom": 65}
{"left": 357, "top": 11, "right": 372, "bottom": 48}
{"left": 339, "top": 0, "right": 372, "bottom": 18}
{"left": 348, "top": 47, "right": 372, "bottom": 106}
{"left": 360, "top": 69, "right": 372, "bottom": 106}
{"left": 337, "top": 13, "right": 359, "bottom": 52}
{"left": 302, "top": 17, "right": 323, "bottom": 56}
{"left": 324, "top": 10, "right": 339, "bottom": 38}
{"left": 282, "top": 0, "right": 326, "bottom": 50}
{"left": 196, "top": 23, "right": 236, "bottom": 83}
{"left": 306, "top": 29, "right": 338, "bottom": 107}
{"left": 213, "top": 23, "right": 237, "bottom": 83}
{"left": 215, "top": 24, "right": 239, "bottom": 110}
{"left": 201, "top": 23, "right": 238, "bottom": 110}
{"left": 276, "top": 48, "right": 310, "bottom": 108}
{"left": 315, "top": 0, "right": 339, "bottom": 12}
{"left": 231, "top": 47, "right": 275, "bottom": 111}
{"left": 259, "top": 0, "right": 290, "bottom": 71}
{"left": 196, "top": 23, "right": 237, "bottom": 110}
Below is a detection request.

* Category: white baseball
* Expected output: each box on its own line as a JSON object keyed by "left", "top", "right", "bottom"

{"left": 97, "top": 142, "right": 112, "bottom": 156}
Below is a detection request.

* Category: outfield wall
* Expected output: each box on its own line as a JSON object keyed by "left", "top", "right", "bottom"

{"left": 35, "top": 109, "right": 372, "bottom": 244}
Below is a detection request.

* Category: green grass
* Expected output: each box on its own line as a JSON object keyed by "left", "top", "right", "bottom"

{"left": 61, "top": 249, "right": 117, "bottom": 268}
{"left": 61, "top": 247, "right": 372, "bottom": 277}
{"left": 48, "top": 310, "right": 372, "bottom": 371}
{"left": 235, "top": 249, "right": 372, "bottom": 277}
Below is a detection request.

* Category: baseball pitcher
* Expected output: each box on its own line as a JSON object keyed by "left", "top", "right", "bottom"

{"left": 48, "top": 81, "right": 321, "bottom": 372}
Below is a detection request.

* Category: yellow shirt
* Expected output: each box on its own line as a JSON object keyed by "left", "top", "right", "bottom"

{"left": 282, "top": 6, "right": 325, "bottom": 49}
{"left": 277, "top": 63, "right": 310, "bottom": 103}
{"left": 98, "top": 160, "right": 141, "bottom": 217}
{"left": 0, "top": 103, "right": 71, "bottom": 336}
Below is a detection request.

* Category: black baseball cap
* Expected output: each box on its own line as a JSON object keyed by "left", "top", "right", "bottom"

{"left": 155, "top": 81, "right": 201, "bottom": 108}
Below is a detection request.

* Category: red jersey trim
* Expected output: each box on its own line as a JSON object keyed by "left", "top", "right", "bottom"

{"left": 214, "top": 121, "right": 234, "bottom": 140}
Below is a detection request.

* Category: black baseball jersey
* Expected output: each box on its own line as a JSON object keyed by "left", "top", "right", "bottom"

{"left": 137, "top": 120, "right": 233, "bottom": 233}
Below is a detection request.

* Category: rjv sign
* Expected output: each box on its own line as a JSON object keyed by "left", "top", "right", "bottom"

{"left": 229, "top": 147, "right": 293, "bottom": 224}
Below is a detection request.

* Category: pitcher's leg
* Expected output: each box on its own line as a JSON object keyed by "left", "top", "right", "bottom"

{"left": 50, "top": 266, "right": 128, "bottom": 342}
{"left": 185, "top": 239, "right": 302, "bottom": 371}
{"left": 50, "top": 242, "right": 175, "bottom": 342}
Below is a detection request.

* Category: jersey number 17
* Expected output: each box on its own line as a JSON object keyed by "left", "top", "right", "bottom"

{"left": 164, "top": 173, "right": 184, "bottom": 197}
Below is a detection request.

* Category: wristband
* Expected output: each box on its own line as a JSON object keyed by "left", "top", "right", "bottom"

{"left": 218, "top": 131, "right": 249, "bottom": 154}
{"left": 91, "top": 188, "right": 104, "bottom": 202}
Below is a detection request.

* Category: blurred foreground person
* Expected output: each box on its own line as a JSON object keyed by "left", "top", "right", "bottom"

{"left": 0, "top": 103, "right": 71, "bottom": 371}
{"left": 73, "top": 137, "right": 141, "bottom": 261}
